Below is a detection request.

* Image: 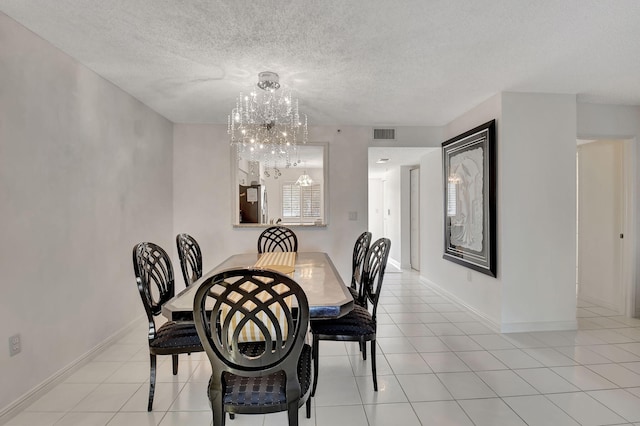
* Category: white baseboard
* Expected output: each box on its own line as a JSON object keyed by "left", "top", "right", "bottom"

{"left": 0, "top": 316, "right": 143, "bottom": 424}
{"left": 419, "top": 276, "right": 578, "bottom": 333}
{"left": 418, "top": 275, "right": 501, "bottom": 332}
{"left": 388, "top": 258, "right": 401, "bottom": 270}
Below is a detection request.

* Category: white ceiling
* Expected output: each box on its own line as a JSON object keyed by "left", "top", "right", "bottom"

{"left": 2, "top": 0, "right": 639, "bottom": 126}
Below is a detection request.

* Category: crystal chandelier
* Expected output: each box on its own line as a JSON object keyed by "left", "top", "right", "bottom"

{"left": 295, "top": 171, "right": 314, "bottom": 186}
{"left": 228, "top": 71, "right": 308, "bottom": 179}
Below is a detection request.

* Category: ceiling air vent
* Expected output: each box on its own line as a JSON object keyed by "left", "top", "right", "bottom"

{"left": 373, "top": 128, "right": 396, "bottom": 140}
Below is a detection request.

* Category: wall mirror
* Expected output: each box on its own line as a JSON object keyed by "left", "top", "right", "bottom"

{"left": 232, "top": 143, "right": 328, "bottom": 227}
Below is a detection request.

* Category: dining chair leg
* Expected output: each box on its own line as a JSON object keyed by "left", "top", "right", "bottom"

{"left": 287, "top": 400, "right": 299, "bottom": 426}
{"left": 306, "top": 397, "right": 311, "bottom": 418}
{"left": 172, "top": 354, "right": 178, "bottom": 375}
{"left": 361, "top": 338, "right": 367, "bottom": 361}
{"left": 371, "top": 339, "right": 377, "bottom": 391}
{"left": 148, "top": 354, "right": 156, "bottom": 411}
{"left": 311, "top": 336, "right": 319, "bottom": 397}
{"left": 211, "top": 393, "right": 225, "bottom": 426}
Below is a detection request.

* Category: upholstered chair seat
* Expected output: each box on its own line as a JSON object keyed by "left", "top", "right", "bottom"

{"left": 148, "top": 321, "right": 202, "bottom": 353}
{"left": 311, "top": 305, "right": 375, "bottom": 337}
{"left": 214, "top": 344, "right": 312, "bottom": 408}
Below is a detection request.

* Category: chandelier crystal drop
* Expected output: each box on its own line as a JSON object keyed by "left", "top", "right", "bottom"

{"left": 228, "top": 71, "right": 308, "bottom": 177}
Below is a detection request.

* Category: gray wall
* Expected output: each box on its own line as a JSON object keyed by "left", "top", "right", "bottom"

{"left": 0, "top": 13, "right": 174, "bottom": 411}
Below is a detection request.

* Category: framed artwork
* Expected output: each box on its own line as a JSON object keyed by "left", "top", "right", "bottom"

{"left": 442, "top": 120, "right": 496, "bottom": 277}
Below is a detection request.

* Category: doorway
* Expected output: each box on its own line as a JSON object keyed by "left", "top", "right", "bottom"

{"left": 577, "top": 139, "right": 636, "bottom": 316}
{"left": 368, "top": 147, "right": 436, "bottom": 270}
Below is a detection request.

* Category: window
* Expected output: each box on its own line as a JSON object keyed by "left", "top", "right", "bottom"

{"left": 447, "top": 181, "right": 457, "bottom": 216}
{"left": 282, "top": 183, "right": 321, "bottom": 221}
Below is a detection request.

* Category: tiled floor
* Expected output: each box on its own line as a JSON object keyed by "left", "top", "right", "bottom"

{"left": 8, "top": 270, "right": 640, "bottom": 425}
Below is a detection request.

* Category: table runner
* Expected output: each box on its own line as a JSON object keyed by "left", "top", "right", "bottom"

{"left": 220, "top": 252, "right": 297, "bottom": 342}
{"left": 253, "top": 251, "right": 296, "bottom": 273}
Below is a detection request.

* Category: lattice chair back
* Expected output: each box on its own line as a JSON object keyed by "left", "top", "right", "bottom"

{"left": 362, "top": 238, "right": 391, "bottom": 319}
{"left": 176, "top": 233, "right": 203, "bottom": 287}
{"left": 133, "top": 242, "right": 175, "bottom": 336}
{"left": 257, "top": 226, "right": 298, "bottom": 253}
{"left": 194, "top": 268, "right": 309, "bottom": 373}
{"left": 351, "top": 231, "right": 372, "bottom": 294}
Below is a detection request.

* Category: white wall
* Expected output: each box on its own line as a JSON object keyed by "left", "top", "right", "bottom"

{"left": 370, "top": 126, "right": 444, "bottom": 148}
{"left": 173, "top": 125, "right": 369, "bottom": 283}
{"left": 368, "top": 178, "right": 384, "bottom": 241}
{"left": 0, "top": 13, "right": 174, "bottom": 412}
{"left": 421, "top": 94, "right": 503, "bottom": 326}
{"left": 421, "top": 93, "right": 578, "bottom": 331}
{"left": 500, "top": 93, "right": 577, "bottom": 331}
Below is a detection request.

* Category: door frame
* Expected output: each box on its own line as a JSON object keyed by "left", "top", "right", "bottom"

{"left": 576, "top": 138, "right": 637, "bottom": 317}
{"left": 622, "top": 140, "right": 638, "bottom": 317}
{"left": 409, "top": 167, "right": 420, "bottom": 271}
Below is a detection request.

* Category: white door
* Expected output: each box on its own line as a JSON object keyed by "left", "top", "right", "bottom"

{"left": 410, "top": 168, "right": 420, "bottom": 271}
{"left": 578, "top": 140, "right": 624, "bottom": 313}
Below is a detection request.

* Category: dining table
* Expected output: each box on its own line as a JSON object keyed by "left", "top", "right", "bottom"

{"left": 161, "top": 251, "right": 354, "bottom": 321}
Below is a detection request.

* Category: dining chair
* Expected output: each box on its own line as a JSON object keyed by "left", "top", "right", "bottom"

{"left": 176, "top": 233, "right": 203, "bottom": 287}
{"left": 193, "top": 268, "right": 312, "bottom": 426}
{"left": 257, "top": 225, "right": 298, "bottom": 253}
{"left": 310, "top": 238, "right": 390, "bottom": 393}
{"left": 349, "top": 231, "right": 372, "bottom": 306}
{"left": 132, "top": 242, "right": 204, "bottom": 411}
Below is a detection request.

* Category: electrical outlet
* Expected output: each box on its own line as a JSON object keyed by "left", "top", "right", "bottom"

{"left": 348, "top": 211, "right": 358, "bottom": 221}
{"left": 9, "top": 334, "right": 21, "bottom": 357}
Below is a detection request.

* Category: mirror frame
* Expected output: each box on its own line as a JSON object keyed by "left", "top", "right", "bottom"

{"left": 231, "top": 142, "right": 329, "bottom": 228}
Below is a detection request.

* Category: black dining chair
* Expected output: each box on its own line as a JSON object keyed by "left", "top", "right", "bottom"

{"left": 176, "top": 233, "right": 203, "bottom": 287}
{"left": 310, "top": 238, "right": 390, "bottom": 393}
{"left": 257, "top": 226, "right": 298, "bottom": 253}
{"left": 193, "top": 268, "right": 312, "bottom": 426}
{"left": 348, "top": 231, "right": 372, "bottom": 306}
{"left": 132, "top": 242, "right": 204, "bottom": 411}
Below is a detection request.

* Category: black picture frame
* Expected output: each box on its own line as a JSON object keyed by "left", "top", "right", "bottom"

{"left": 442, "top": 120, "right": 496, "bottom": 277}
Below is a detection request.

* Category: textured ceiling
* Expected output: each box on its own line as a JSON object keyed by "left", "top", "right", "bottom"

{"left": 1, "top": 0, "right": 640, "bottom": 126}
